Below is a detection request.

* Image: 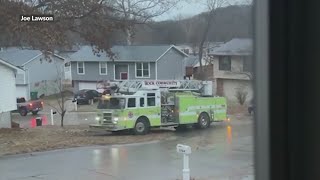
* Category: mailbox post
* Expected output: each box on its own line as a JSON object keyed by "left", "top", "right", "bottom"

{"left": 176, "top": 144, "right": 192, "bottom": 180}
{"left": 72, "top": 99, "right": 78, "bottom": 111}
{"left": 50, "top": 109, "right": 57, "bottom": 125}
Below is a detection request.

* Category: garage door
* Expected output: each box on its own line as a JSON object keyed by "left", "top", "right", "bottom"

{"left": 78, "top": 82, "right": 97, "bottom": 91}
{"left": 16, "top": 85, "right": 29, "bottom": 100}
{"left": 223, "top": 79, "right": 253, "bottom": 102}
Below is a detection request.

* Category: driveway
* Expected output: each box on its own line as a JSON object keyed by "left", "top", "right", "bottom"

{"left": 0, "top": 119, "right": 253, "bottom": 180}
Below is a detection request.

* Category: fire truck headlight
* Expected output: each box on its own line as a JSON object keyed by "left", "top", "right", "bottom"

{"left": 113, "top": 117, "right": 119, "bottom": 124}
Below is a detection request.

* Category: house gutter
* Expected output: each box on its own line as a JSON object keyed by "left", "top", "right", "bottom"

{"left": 21, "top": 53, "right": 42, "bottom": 66}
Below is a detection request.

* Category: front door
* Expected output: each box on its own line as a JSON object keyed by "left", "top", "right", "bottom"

{"left": 120, "top": 72, "right": 128, "bottom": 80}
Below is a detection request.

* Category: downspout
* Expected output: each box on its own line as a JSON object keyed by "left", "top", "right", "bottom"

{"left": 155, "top": 61, "right": 158, "bottom": 80}
{"left": 26, "top": 68, "right": 31, "bottom": 101}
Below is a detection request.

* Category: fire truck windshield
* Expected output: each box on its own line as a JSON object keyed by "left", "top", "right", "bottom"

{"left": 97, "top": 98, "right": 126, "bottom": 109}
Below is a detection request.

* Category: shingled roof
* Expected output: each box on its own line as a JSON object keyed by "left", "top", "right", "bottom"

{"left": 68, "top": 45, "right": 188, "bottom": 62}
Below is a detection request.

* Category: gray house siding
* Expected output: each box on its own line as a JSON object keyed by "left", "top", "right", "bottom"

{"left": 156, "top": 48, "right": 185, "bottom": 80}
{"left": 71, "top": 61, "right": 156, "bottom": 81}
{"left": 71, "top": 62, "right": 114, "bottom": 81}
{"left": 24, "top": 55, "right": 64, "bottom": 83}
{"left": 23, "top": 55, "right": 64, "bottom": 96}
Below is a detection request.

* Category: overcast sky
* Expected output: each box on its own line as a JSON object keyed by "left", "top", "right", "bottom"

{"left": 154, "top": 0, "right": 251, "bottom": 21}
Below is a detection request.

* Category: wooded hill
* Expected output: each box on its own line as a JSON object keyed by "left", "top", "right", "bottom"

{"left": 113, "top": 5, "right": 252, "bottom": 45}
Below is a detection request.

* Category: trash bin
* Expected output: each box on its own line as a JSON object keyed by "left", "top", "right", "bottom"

{"left": 30, "top": 91, "right": 38, "bottom": 100}
{"left": 36, "top": 117, "right": 42, "bottom": 126}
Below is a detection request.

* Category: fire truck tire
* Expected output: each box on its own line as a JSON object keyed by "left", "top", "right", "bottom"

{"left": 197, "top": 112, "right": 210, "bottom": 129}
{"left": 133, "top": 117, "right": 150, "bottom": 135}
{"left": 19, "top": 107, "right": 28, "bottom": 116}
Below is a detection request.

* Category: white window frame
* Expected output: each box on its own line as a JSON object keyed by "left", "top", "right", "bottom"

{"left": 77, "top": 62, "right": 85, "bottom": 75}
{"left": 113, "top": 64, "right": 129, "bottom": 80}
{"left": 99, "top": 62, "right": 108, "bottom": 75}
{"left": 135, "top": 62, "right": 150, "bottom": 78}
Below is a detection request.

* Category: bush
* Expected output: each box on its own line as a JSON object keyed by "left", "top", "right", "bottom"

{"left": 235, "top": 86, "right": 248, "bottom": 105}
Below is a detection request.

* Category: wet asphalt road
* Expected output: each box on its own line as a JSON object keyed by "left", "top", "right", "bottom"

{"left": 0, "top": 119, "right": 253, "bottom": 180}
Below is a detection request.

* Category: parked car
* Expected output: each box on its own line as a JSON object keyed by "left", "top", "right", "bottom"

{"left": 16, "top": 97, "right": 43, "bottom": 116}
{"left": 74, "top": 89, "right": 102, "bottom": 105}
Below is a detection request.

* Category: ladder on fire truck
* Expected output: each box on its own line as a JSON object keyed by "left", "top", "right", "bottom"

{"left": 116, "top": 80, "right": 210, "bottom": 94}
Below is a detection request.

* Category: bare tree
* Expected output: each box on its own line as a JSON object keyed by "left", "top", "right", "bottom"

{"left": 197, "top": 0, "right": 229, "bottom": 80}
{"left": 113, "top": 0, "right": 180, "bottom": 45}
{"left": 0, "top": 0, "right": 126, "bottom": 55}
{"left": 235, "top": 85, "right": 248, "bottom": 105}
{"left": 40, "top": 61, "right": 70, "bottom": 127}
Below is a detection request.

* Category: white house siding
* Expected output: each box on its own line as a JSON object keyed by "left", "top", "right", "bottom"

{"left": 16, "top": 85, "right": 29, "bottom": 100}
{"left": 222, "top": 79, "right": 253, "bottom": 102}
{"left": 0, "top": 64, "right": 17, "bottom": 128}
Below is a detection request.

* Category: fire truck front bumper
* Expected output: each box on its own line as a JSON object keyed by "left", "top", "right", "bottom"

{"left": 89, "top": 124, "right": 125, "bottom": 132}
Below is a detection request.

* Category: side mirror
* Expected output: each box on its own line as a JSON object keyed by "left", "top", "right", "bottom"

{"left": 72, "top": 100, "right": 77, "bottom": 103}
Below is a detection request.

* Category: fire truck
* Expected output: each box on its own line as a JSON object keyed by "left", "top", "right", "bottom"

{"left": 89, "top": 80, "right": 228, "bottom": 135}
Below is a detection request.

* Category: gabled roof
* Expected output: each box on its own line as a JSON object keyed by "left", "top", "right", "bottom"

{"left": 0, "top": 48, "right": 42, "bottom": 66}
{"left": 0, "top": 58, "right": 21, "bottom": 71}
{"left": 209, "top": 38, "right": 252, "bottom": 56}
{"left": 0, "top": 47, "right": 65, "bottom": 66}
{"left": 185, "top": 55, "right": 198, "bottom": 67}
{"left": 68, "top": 45, "right": 188, "bottom": 62}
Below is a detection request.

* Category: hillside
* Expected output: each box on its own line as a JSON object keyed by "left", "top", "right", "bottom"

{"left": 127, "top": 5, "right": 252, "bottom": 45}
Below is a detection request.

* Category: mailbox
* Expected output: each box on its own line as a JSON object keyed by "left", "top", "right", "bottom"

{"left": 176, "top": 144, "right": 191, "bottom": 155}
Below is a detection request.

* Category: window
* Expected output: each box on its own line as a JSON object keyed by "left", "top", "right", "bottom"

{"left": 77, "top": 62, "right": 85, "bottom": 74}
{"left": 99, "top": 62, "right": 107, "bottom": 75}
{"left": 140, "top": 98, "right": 145, "bottom": 107}
{"left": 128, "top": 98, "right": 136, "bottom": 108}
{"left": 147, "top": 93, "right": 156, "bottom": 106}
{"left": 243, "top": 56, "right": 252, "bottom": 72}
{"left": 219, "top": 56, "right": 231, "bottom": 71}
{"left": 136, "top": 62, "right": 150, "bottom": 78}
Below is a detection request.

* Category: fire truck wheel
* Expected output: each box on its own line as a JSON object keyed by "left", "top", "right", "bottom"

{"left": 133, "top": 117, "right": 150, "bottom": 135}
{"left": 197, "top": 113, "right": 210, "bottom": 129}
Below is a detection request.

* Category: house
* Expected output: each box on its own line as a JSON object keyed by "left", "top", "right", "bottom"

{"left": 176, "top": 42, "right": 224, "bottom": 56}
{"left": 64, "top": 45, "right": 189, "bottom": 91}
{"left": 208, "top": 38, "right": 253, "bottom": 102}
{"left": 0, "top": 58, "right": 20, "bottom": 128}
{"left": 183, "top": 42, "right": 223, "bottom": 80}
{"left": 0, "top": 48, "right": 65, "bottom": 99}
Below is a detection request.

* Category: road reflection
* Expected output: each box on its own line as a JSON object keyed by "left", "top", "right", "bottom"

{"left": 227, "top": 125, "right": 233, "bottom": 144}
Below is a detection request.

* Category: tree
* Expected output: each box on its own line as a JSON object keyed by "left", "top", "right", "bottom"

{"left": 113, "top": 0, "right": 180, "bottom": 45}
{"left": 235, "top": 85, "right": 248, "bottom": 105}
{"left": 197, "top": 0, "right": 230, "bottom": 80}
{"left": 40, "top": 60, "right": 70, "bottom": 127}
{"left": 0, "top": 0, "right": 125, "bottom": 55}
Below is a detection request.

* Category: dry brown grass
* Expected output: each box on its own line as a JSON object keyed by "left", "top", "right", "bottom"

{"left": 0, "top": 125, "right": 173, "bottom": 156}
